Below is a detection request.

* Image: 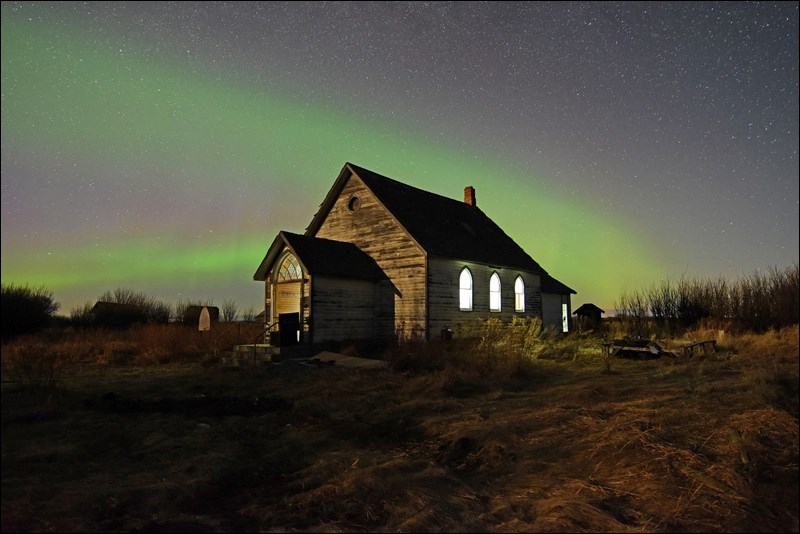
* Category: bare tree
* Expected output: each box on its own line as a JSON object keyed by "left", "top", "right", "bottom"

{"left": 614, "top": 288, "right": 648, "bottom": 338}
{"left": 615, "top": 264, "right": 799, "bottom": 335}
{"left": 221, "top": 299, "right": 238, "bottom": 322}
{"left": 241, "top": 305, "right": 256, "bottom": 322}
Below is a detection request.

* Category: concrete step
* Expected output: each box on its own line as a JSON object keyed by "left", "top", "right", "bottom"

{"left": 224, "top": 344, "right": 318, "bottom": 365}
{"left": 232, "top": 344, "right": 273, "bottom": 354}
{"left": 220, "top": 351, "right": 273, "bottom": 367}
{"left": 225, "top": 340, "right": 338, "bottom": 366}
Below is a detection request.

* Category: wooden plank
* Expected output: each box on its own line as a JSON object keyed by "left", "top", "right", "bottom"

{"left": 314, "top": 175, "right": 427, "bottom": 340}
{"left": 427, "top": 257, "right": 543, "bottom": 337}
{"left": 683, "top": 340, "right": 717, "bottom": 358}
{"left": 311, "top": 277, "right": 379, "bottom": 342}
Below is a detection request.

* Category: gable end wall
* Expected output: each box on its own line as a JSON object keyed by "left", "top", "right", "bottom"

{"left": 314, "top": 175, "right": 427, "bottom": 340}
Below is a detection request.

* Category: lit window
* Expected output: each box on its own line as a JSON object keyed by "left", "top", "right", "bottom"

{"left": 277, "top": 253, "right": 302, "bottom": 281}
{"left": 514, "top": 276, "right": 525, "bottom": 312}
{"left": 459, "top": 268, "right": 472, "bottom": 311}
{"left": 490, "top": 272, "right": 501, "bottom": 312}
{"left": 562, "top": 303, "right": 569, "bottom": 333}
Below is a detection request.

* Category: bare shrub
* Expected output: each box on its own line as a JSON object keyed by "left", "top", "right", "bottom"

{"left": 614, "top": 265, "right": 798, "bottom": 336}
{"left": 147, "top": 300, "right": 172, "bottom": 324}
{"left": 1, "top": 338, "right": 72, "bottom": 388}
{"left": 1, "top": 283, "right": 60, "bottom": 340}
{"left": 241, "top": 306, "right": 257, "bottom": 322}
{"left": 475, "top": 317, "right": 543, "bottom": 360}
{"left": 69, "top": 301, "right": 95, "bottom": 328}
{"left": 387, "top": 317, "right": 553, "bottom": 395}
{"left": 465, "top": 317, "right": 547, "bottom": 385}
{"left": 93, "top": 288, "right": 172, "bottom": 326}
{"left": 387, "top": 317, "right": 545, "bottom": 384}
{"left": 614, "top": 288, "right": 649, "bottom": 337}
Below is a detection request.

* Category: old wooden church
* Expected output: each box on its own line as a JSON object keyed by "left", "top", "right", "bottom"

{"left": 254, "top": 163, "right": 575, "bottom": 346}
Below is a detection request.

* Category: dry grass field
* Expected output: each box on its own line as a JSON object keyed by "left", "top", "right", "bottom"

{"left": 1, "top": 326, "right": 798, "bottom": 532}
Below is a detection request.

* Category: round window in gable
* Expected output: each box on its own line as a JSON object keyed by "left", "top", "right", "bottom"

{"left": 347, "top": 196, "right": 361, "bottom": 213}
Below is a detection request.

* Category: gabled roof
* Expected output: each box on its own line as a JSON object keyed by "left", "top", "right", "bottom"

{"left": 253, "top": 231, "right": 388, "bottom": 281}
{"left": 305, "top": 163, "right": 545, "bottom": 273}
{"left": 541, "top": 273, "right": 577, "bottom": 295}
{"left": 89, "top": 301, "right": 147, "bottom": 326}
{"left": 183, "top": 305, "right": 220, "bottom": 321}
{"left": 90, "top": 301, "right": 143, "bottom": 315}
{"left": 574, "top": 303, "right": 605, "bottom": 315}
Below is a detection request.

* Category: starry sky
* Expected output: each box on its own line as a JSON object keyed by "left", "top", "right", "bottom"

{"left": 2, "top": 1, "right": 798, "bottom": 317}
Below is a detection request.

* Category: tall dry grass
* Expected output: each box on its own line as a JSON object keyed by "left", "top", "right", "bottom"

{"left": 386, "top": 317, "right": 602, "bottom": 396}
{"left": 2, "top": 322, "right": 797, "bottom": 532}
{"left": 727, "top": 325, "right": 799, "bottom": 418}
{"left": 1, "top": 338, "right": 73, "bottom": 388}
{"left": 0, "top": 321, "right": 264, "bottom": 387}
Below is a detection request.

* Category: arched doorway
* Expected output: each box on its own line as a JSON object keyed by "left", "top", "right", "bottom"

{"left": 273, "top": 252, "right": 303, "bottom": 345}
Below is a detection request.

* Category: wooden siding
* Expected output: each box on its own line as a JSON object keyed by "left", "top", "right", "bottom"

{"left": 428, "top": 257, "right": 542, "bottom": 338}
{"left": 275, "top": 282, "right": 301, "bottom": 317}
{"left": 542, "top": 292, "right": 571, "bottom": 332}
{"left": 314, "top": 174, "right": 427, "bottom": 340}
{"left": 311, "top": 277, "right": 379, "bottom": 342}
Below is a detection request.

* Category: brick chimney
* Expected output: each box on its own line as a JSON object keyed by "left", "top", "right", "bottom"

{"left": 464, "top": 186, "right": 476, "bottom": 206}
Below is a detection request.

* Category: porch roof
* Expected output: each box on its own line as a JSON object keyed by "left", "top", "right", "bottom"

{"left": 253, "top": 231, "right": 388, "bottom": 281}
{"left": 541, "top": 273, "right": 576, "bottom": 295}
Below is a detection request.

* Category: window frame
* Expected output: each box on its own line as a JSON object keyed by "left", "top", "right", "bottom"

{"left": 489, "top": 272, "right": 502, "bottom": 312}
{"left": 277, "top": 252, "right": 303, "bottom": 281}
{"left": 514, "top": 275, "right": 525, "bottom": 312}
{"left": 459, "top": 267, "right": 473, "bottom": 311}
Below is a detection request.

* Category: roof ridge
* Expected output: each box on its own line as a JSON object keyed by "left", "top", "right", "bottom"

{"left": 298, "top": 162, "right": 544, "bottom": 273}
{"left": 347, "top": 162, "right": 478, "bottom": 209}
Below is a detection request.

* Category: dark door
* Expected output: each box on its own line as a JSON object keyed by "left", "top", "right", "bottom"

{"left": 278, "top": 312, "right": 300, "bottom": 346}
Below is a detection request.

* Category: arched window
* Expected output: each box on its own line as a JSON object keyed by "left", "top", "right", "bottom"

{"left": 277, "top": 252, "right": 302, "bottom": 281}
{"left": 514, "top": 276, "right": 525, "bottom": 312}
{"left": 490, "top": 272, "right": 502, "bottom": 312}
{"left": 459, "top": 267, "right": 472, "bottom": 311}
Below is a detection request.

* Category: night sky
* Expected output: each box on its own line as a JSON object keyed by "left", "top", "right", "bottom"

{"left": 2, "top": 1, "right": 798, "bottom": 316}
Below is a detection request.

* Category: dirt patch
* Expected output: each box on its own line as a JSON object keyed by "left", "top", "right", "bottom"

{"left": 2, "top": 337, "right": 798, "bottom": 533}
{"left": 82, "top": 392, "right": 293, "bottom": 417}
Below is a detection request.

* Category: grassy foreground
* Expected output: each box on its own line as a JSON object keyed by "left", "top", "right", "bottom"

{"left": 2, "top": 328, "right": 798, "bottom": 532}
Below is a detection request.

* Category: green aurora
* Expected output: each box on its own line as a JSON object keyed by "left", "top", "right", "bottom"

{"left": 2, "top": 17, "right": 666, "bottom": 312}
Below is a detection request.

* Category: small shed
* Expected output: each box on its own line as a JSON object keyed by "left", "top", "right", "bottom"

{"left": 182, "top": 305, "right": 220, "bottom": 325}
{"left": 573, "top": 303, "right": 605, "bottom": 324}
{"left": 90, "top": 301, "right": 147, "bottom": 329}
